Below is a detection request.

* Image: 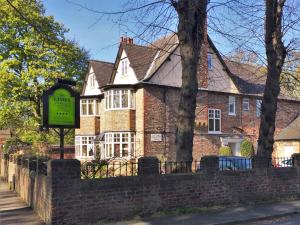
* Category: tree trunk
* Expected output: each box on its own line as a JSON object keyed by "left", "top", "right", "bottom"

{"left": 257, "top": 0, "right": 287, "bottom": 158}
{"left": 172, "top": 0, "right": 208, "bottom": 163}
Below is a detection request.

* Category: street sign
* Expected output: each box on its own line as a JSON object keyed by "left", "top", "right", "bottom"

{"left": 43, "top": 83, "right": 80, "bottom": 128}
{"left": 42, "top": 81, "right": 80, "bottom": 159}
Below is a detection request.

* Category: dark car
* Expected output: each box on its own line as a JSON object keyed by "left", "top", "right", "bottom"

{"left": 219, "top": 156, "right": 252, "bottom": 171}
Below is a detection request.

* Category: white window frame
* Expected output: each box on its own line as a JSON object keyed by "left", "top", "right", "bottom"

{"left": 208, "top": 109, "right": 221, "bottom": 134}
{"left": 243, "top": 98, "right": 250, "bottom": 111}
{"left": 256, "top": 99, "right": 262, "bottom": 118}
{"left": 75, "top": 136, "right": 95, "bottom": 159}
{"left": 89, "top": 74, "right": 95, "bottom": 88}
{"left": 105, "top": 89, "right": 135, "bottom": 111}
{"left": 104, "top": 132, "right": 135, "bottom": 159}
{"left": 121, "top": 59, "right": 128, "bottom": 76}
{"left": 80, "top": 99, "right": 100, "bottom": 116}
{"left": 208, "top": 53, "right": 213, "bottom": 70}
{"left": 228, "top": 96, "right": 236, "bottom": 116}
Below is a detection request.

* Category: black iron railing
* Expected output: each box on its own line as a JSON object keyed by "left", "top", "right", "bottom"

{"left": 80, "top": 157, "right": 295, "bottom": 179}
{"left": 81, "top": 160, "right": 138, "bottom": 179}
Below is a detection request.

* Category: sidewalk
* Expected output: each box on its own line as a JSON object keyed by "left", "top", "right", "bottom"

{"left": 107, "top": 200, "right": 300, "bottom": 225}
{"left": 0, "top": 181, "right": 44, "bottom": 225}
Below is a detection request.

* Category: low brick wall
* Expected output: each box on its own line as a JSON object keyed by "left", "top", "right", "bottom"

{"left": 53, "top": 166, "right": 300, "bottom": 224}
{"left": 0, "top": 156, "right": 52, "bottom": 224}
{"left": 2, "top": 155, "right": 300, "bottom": 225}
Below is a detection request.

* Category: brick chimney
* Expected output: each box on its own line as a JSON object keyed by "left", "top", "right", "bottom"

{"left": 120, "top": 36, "right": 134, "bottom": 45}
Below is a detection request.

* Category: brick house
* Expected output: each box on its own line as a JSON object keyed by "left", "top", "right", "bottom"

{"left": 75, "top": 35, "right": 300, "bottom": 161}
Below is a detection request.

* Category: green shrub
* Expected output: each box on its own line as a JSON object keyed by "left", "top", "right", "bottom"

{"left": 240, "top": 139, "right": 254, "bottom": 157}
{"left": 219, "top": 146, "right": 232, "bottom": 156}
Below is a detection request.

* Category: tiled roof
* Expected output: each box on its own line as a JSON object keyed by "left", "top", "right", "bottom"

{"left": 225, "top": 60, "right": 266, "bottom": 94}
{"left": 275, "top": 116, "right": 300, "bottom": 140}
{"left": 122, "top": 44, "right": 157, "bottom": 81}
{"left": 90, "top": 60, "right": 114, "bottom": 87}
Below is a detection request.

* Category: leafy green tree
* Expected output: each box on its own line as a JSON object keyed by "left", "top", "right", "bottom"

{"left": 0, "top": 0, "right": 88, "bottom": 145}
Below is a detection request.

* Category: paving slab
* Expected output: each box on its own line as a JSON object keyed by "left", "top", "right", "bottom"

{"left": 0, "top": 181, "right": 44, "bottom": 225}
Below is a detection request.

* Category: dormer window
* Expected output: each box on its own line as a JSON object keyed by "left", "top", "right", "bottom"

{"left": 89, "top": 74, "right": 95, "bottom": 88}
{"left": 121, "top": 59, "right": 128, "bottom": 76}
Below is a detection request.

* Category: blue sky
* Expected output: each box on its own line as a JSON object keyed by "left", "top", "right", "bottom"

{"left": 43, "top": 0, "right": 129, "bottom": 62}
{"left": 42, "top": 1, "right": 248, "bottom": 63}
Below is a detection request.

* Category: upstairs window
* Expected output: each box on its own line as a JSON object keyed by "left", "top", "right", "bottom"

{"left": 80, "top": 99, "right": 100, "bottom": 116}
{"left": 121, "top": 60, "right": 128, "bottom": 76}
{"left": 208, "top": 109, "right": 221, "bottom": 133}
{"left": 243, "top": 98, "right": 250, "bottom": 111}
{"left": 228, "top": 96, "right": 236, "bottom": 115}
{"left": 105, "top": 89, "right": 135, "bottom": 110}
{"left": 89, "top": 74, "right": 95, "bottom": 88}
{"left": 256, "top": 99, "right": 262, "bottom": 117}
{"left": 208, "top": 53, "right": 213, "bottom": 70}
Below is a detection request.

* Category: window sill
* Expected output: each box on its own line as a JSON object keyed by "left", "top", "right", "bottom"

{"left": 105, "top": 108, "right": 136, "bottom": 111}
{"left": 208, "top": 131, "right": 222, "bottom": 135}
{"left": 228, "top": 113, "right": 236, "bottom": 116}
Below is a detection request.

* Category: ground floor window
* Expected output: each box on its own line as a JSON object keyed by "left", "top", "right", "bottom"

{"left": 75, "top": 136, "right": 95, "bottom": 158}
{"left": 104, "top": 132, "right": 135, "bottom": 158}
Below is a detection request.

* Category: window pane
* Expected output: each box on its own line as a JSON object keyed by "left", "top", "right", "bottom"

{"left": 243, "top": 99, "right": 249, "bottom": 111}
{"left": 113, "top": 90, "right": 120, "bottom": 108}
{"left": 122, "top": 144, "right": 129, "bottom": 157}
{"left": 122, "top": 90, "right": 129, "bottom": 108}
{"left": 81, "top": 100, "right": 87, "bottom": 115}
{"left": 209, "top": 119, "right": 214, "bottom": 131}
{"left": 88, "top": 100, "right": 94, "bottom": 115}
{"left": 122, "top": 133, "right": 129, "bottom": 142}
{"left": 208, "top": 110, "right": 214, "bottom": 118}
{"left": 82, "top": 137, "right": 87, "bottom": 144}
{"left": 82, "top": 146, "right": 87, "bottom": 156}
{"left": 215, "top": 110, "right": 220, "bottom": 118}
{"left": 114, "top": 133, "right": 120, "bottom": 142}
{"left": 88, "top": 145, "right": 94, "bottom": 156}
{"left": 96, "top": 100, "right": 100, "bottom": 115}
{"left": 75, "top": 145, "right": 80, "bottom": 156}
{"left": 215, "top": 119, "right": 220, "bottom": 131}
{"left": 130, "top": 91, "right": 135, "bottom": 108}
{"left": 114, "top": 144, "right": 120, "bottom": 157}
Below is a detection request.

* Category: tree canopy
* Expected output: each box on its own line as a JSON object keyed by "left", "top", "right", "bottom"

{"left": 0, "top": 0, "right": 89, "bottom": 145}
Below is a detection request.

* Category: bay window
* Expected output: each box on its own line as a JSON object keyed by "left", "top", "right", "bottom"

{"left": 105, "top": 89, "right": 135, "bottom": 110}
{"left": 104, "top": 132, "right": 135, "bottom": 158}
{"left": 80, "top": 99, "right": 100, "bottom": 116}
{"left": 208, "top": 109, "right": 221, "bottom": 133}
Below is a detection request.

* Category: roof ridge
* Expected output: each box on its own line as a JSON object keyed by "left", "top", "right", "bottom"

{"left": 90, "top": 59, "right": 114, "bottom": 64}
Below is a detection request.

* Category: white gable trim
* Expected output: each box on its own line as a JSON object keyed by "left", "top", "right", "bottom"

{"left": 113, "top": 50, "right": 139, "bottom": 85}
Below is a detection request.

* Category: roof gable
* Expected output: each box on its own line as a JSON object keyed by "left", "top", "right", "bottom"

{"left": 81, "top": 60, "right": 113, "bottom": 96}
{"left": 275, "top": 116, "right": 300, "bottom": 140}
{"left": 110, "top": 43, "right": 157, "bottom": 84}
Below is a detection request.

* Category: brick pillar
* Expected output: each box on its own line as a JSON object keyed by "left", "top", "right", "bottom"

{"left": 47, "top": 159, "right": 81, "bottom": 180}
{"left": 138, "top": 157, "right": 159, "bottom": 176}
{"left": 252, "top": 156, "right": 271, "bottom": 168}
{"left": 292, "top": 153, "right": 300, "bottom": 168}
{"left": 200, "top": 155, "right": 219, "bottom": 173}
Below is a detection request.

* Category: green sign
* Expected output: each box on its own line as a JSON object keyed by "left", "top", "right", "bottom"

{"left": 43, "top": 83, "right": 80, "bottom": 128}
{"left": 48, "top": 88, "right": 75, "bottom": 126}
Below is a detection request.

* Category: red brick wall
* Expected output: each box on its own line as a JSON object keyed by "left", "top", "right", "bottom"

{"left": 143, "top": 85, "right": 300, "bottom": 160}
